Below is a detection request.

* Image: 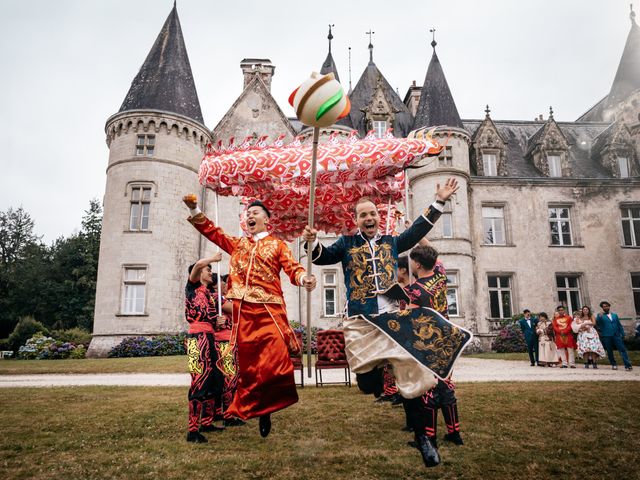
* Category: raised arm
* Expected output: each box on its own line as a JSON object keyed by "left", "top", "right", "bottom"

{"left": 302, "top": 226, "right": 348, "bottom": 266}
{"left": 189, "top": 253, "right": 222, "bottom": 283}
{"left": 183, "top": 194, "right": 239, "bottom": 254}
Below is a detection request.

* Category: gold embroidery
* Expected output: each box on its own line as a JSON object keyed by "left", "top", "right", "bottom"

{"left": 217, "top": 342, "right": 237, "bottom": 377}
{"left": 388, "top": 319, "right": 401, "bottom": 332}
{"left": 186, "top": 337, "right": 203, "bottom": 375}
{"left": 346, "top": 243, "right": 396, "bottom": 301}
{"left": 411, "top": 312, "right": 465, "bottom": 372}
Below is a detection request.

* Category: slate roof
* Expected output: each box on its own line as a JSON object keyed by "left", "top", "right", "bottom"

{"left": 118, "top": 4, "right": 204, "bottom": 124}
{"left": 413, "top": 48, "right": 463, "bottom": 130}
{"left": 577, "top": 10, "right": 640, "bottom": 122}
{"left": 464, "top": 120, "right": 612, "bottom": 178}
{"left": 349, "top": 58, "right": 413, "bottom": 138}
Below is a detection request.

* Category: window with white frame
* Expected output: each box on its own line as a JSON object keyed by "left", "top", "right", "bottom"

{"left": 439, "top": 146, "right": 453, "bottom": 167}
{"left": 547, "top": 155, "right": 562, "bottom": 177}
{"left": 323, "top": 270, "right": 338, "bottom": 316}
{"left": 621, "top": 205, "right": 640, "bottom": 246}
{"left": 548, "top": 206, "right": 573, "bottom": 246}
{"left": 129, "top": 185, "right": 152, "bottom": 231}
{"left": 373, "top": 120, "right": 387, "bottom": 139}
{"left": 482, "top": 206, "right": 506, "bottom": 245}
{"left": 482, "top": 153, "right": 497, "bottom": 176}
{"left": 488, "top": 275, "right": 512, "bottom": 319}
{"left": 446, "top": 271, "right": 459, "bottom": 316}
{"left": 618, "top": 157, "right": 630, "bottom": 178}
{"left": 122, "top": 267, "right": 147, "bottom": 314}
{"left": 631, "top": 273, "right": 640, "bottom": 316}
{"left": 556, "top": 275, "right": 582, "bottom": 314}
{"left": 441, "top": 200, "right": 453, "bottom": 238}
{"left": 136, "top": 134, "right": 155, "bottom": 156}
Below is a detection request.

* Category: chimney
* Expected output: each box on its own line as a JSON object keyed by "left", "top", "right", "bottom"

{"left": 240, "top": 58, "right": 275, "bottom": 91}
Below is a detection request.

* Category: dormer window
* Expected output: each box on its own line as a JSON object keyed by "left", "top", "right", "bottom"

{"left": 373, "top": 120, "right": 387, "bottom": 138}
{"left": 618, "top": 157, "right": 630, "bottom": 178}
{"left": 482, "top": 154, "right": 497, "bottom": 176}
{"left": 548, "top": 155, "right": 562, "bottom": 177}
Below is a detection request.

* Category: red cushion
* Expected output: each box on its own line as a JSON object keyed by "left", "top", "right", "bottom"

{"left": 316, "top": 330, "right": 348, "bottom": 365}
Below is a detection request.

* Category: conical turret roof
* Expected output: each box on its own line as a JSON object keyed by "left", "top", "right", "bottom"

{"left": 119, "top": 4, "right": 204, "bottom": 124}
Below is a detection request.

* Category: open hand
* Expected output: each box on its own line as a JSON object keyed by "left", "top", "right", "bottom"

{"left": 435, "top": 178, "right": 459, "bottom": 202}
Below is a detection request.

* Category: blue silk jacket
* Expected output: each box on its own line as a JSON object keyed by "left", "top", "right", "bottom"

{"left": 311, "top": 205, "right": 442, "bottom": 318}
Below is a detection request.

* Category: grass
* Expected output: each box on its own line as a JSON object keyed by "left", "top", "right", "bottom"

{"left": 1, "top": 383, "right": 638, "bottom": 479}
{"left": 468, "top": 351, "right": 640, "bottom": 365}
{"left": 0, "top": 355, "right": 320, "bottom": 375}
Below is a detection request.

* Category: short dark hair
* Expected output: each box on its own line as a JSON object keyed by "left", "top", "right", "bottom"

{"left": 409, "top": 246, "right": 438, "bottom": 271}
{"left": 556, "top": 305, "right": 565, "bottom": 310}
{"left": 221, "top": 274, "right": 229, "bottom": 282}
{"left": 248, "top": 200, "right": 270, "bottom": 217}
{"left": 188, "top": 263, "right": 212, "bottom": 275}
{"left": 523, "top": 309, "right": 531, "bottom": 314}
{"left": 599, "top": 301, "right": 611, "bottom": 308}
{"left": 397, "top": 255, "right": 408, "bottom": 271}
{"left": 354, "top": 197, "right": 377, "bottom": 215}
{"left": 539, "top": 312, "right": 548, "bottom": 320}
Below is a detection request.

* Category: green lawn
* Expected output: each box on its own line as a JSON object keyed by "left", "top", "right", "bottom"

{"left": 0, "top": 355, "right": 319, "bottom": 375}
{"left": 469, "top": 351, "right": 640, "bottom": 365}
{"left": 1, "top": 383, "right": 638, "bottom": 479}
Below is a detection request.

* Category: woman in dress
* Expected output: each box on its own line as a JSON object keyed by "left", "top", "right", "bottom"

{"left": 536, "top": 312, "right": 558, "bottom": 367}
{"left": 572, "top": 306, "right": 606, "bottom": 368}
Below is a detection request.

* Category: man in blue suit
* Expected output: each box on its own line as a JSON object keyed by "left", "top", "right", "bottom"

{"left": 519, "top": 309, "right": 539, "bottom": 366}
{"left": 596, "top": 301, "right": 633, "bottom": 371}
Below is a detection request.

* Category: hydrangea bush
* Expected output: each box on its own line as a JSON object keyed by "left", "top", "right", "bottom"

{"left": 290, "top": 322, "right": 321, "bottom": 354}
{"left": 18, "top": 332, "right": 87, "bottom": 360}
{"left": 108, "top": 334, "right": 186, "bottom": 358}
{"left": 491, "top": 322, "right": 527, "bottom": 353}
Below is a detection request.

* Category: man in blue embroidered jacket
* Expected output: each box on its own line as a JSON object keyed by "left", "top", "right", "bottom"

{"left": 302, "top": 178, "right": 459, "bottom": 468}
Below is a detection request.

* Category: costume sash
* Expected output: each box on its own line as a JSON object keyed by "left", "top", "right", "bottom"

{"left": 364, "top": 307, "right": 473, "bottom": 380}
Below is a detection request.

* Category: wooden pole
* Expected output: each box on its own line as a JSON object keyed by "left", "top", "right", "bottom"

{"left": 214, "top": 193, "right": 222, "bottom": 309}
{"left": 306, "top": 127, "right": 320, "bottom": 377}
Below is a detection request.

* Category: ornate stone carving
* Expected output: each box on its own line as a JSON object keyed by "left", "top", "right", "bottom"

{"left": 471, "top": 111, "right": 508, "bottom": 176}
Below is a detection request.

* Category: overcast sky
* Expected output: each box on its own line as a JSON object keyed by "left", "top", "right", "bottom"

{"left": 0, "top": 0, "right": 631, "bottom": 243}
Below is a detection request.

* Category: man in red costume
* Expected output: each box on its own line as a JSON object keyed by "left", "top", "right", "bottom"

{"left": 553, "top": 305, "right": 576, "bottom": 368}
{"left": 183, "top": 195, "right": 316, "bottom": 438}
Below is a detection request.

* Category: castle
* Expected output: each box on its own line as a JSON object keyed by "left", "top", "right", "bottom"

{"left": 88, "top": 4, "right": 640, "bottom": 356}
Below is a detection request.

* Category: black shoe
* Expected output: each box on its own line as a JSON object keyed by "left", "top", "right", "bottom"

{"left": 223, "top": 418, "right": 246, "bottom": 427}
{"left": 401, "top": 425, "right": 414, "bottom": 432}
{"left": 414, "top": 434, "right": 440, "bottom": 468}
{"left": 593, "top": 363, "right": 598, "bottom": 369}
{"left": 444, "top": 431, "right": 464, "bottom": 445}
{"left": 200, "top": 424, "right": 225, "bottom": 432}
{"left": 561, "top": 365, "right": 568, "bottom": 368}
{"left": 259, "top": 414, "right": 271, "bottom": 438}
{"left": 584, "top": 362, "right": 589, "bottom": 369}
{"left": 390, "top": 393, "right": 403, "bottom": 406}
{"left": 625, "top": 366, "right": 633, "bottom": 371}
{"left": 530, "top": 363, "right": 535, "bottom": 367}
{"left": 375, "top": 395, "right": 392, "bottom": 403}
{"left": 186, "top": 431, "right": 208, "bottom": 443}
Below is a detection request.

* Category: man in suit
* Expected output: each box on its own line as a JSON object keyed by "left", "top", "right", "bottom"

{"left": 596, "top": 301, "right": 633, "bottom": 371}
{"left": 519, "top": 309, "right": 539, "bottom": 366}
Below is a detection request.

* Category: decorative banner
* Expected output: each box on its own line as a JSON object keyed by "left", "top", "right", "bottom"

{"left": 365, "top": 307, "right": 473, "bottom": 380}
{"left": 199, "top": 130, "right": 443, "bottom": 240}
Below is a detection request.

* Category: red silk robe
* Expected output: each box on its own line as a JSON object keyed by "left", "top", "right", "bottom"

{"left": 553, "top": 314, "right": 577, "bottom": 349}
{"left": 188, "top": 213, "right": 304, "bottom": 419}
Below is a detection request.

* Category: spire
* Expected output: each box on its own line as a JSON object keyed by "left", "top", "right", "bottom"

{"left": 412, "top": 32, "right": 463, "bottom": 130}
{"left": 118, "top": 3, "right": 204, "bottom": 124}
{"left": 430, "top": 28, "right": 437, "bottom": 49}
{"left": 606, "top": 3, "right": 640, "bottom": 107}
{"left": 320, "top": 24, "right": 341, "bottom": 83}
{"left": 366, "top": 29, "right": 375, "bottom": 64}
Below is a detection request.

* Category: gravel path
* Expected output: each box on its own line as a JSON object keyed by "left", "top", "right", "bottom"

{"left": 0, "top": 358, "right": 637, "bottom": 388}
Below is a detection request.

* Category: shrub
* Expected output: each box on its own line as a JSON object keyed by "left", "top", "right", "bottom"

{"left": 51, "top": 328, "right": 93, "bottom": 347}
{"left": 8, "top": 317, "right": 49, "bottom": 353}
{"left": 624, "top": 336, "right": 640, "bottom": 351}
{"left": 492, "top": 322, "right": 527, "bottom": 353}
{"left": 17, "top": 332, "right": 86, "bottom": 360}
{"left": 289, "top": 322, "right": 321, "bottom": 354}
{"left": 108, "top": 333, "right": 186, "bottom": 358}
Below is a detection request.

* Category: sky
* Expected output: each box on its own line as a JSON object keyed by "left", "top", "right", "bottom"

{"left": 0, "top": 0, "right": 632, "bottom": 243}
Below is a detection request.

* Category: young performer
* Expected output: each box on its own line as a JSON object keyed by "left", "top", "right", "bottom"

{"left": 406, "top": 246, "right": 463, "bottom": 451}
{"left": 302, "top": 177, "right": 459, "bottom": 468}
{"left": 185, "top": 254, "right": 227, "bottom": 443}
{"left": 184, "top": 195, "right": 316, "bottom": 438}
{"left": 553, "top": 306, "right": 576, "bottom": 368}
